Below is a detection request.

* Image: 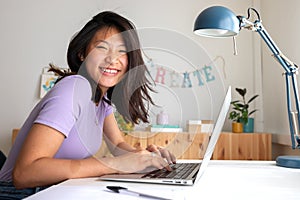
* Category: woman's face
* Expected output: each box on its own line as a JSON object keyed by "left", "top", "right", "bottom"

{"left": 84, "top": 27, "right": 128, "bottom": 93}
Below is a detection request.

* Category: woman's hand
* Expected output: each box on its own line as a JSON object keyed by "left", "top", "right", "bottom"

{"left": 102, "top": 149, "right": 172, "bottom": 174}
{"left": 146, "top": 144, "right": 176, "bottom": 165}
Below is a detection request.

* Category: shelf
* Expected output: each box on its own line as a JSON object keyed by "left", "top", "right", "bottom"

{"left": 97, "top": 131, "right": 272, "bottom": 160}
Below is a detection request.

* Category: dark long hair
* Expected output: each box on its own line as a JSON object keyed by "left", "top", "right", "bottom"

{"left": 50, "top": 11, "right": 155, "bottom": 124}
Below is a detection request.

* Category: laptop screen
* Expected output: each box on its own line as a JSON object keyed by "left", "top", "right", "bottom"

{"left": 194, "top": 86, "right": 231, "bottom": 182}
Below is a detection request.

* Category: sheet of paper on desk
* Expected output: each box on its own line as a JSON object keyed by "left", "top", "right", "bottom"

{"left": 24, "top": 185, "right": 186, "bottom": 200}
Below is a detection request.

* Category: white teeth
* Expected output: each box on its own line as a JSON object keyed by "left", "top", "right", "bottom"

{"left": 101, "top": 68, "right": 118, "bottom": 74}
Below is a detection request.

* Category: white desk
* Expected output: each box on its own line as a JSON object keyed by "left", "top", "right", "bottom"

{"left": 25, "top": 160, "right": 300, "bottom": 200}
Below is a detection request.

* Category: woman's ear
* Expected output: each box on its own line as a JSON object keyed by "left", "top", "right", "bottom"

{"left": 78, "top": 53, "right": 85, "bottom": 61}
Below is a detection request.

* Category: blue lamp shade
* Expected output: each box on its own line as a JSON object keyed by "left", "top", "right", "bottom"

{"left": 193, "top": 6, "right": 240, "bottom": 37}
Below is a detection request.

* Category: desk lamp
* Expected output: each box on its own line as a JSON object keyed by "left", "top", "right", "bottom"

{"left": 193, "top": 6, "right": 300, "bottom": 168}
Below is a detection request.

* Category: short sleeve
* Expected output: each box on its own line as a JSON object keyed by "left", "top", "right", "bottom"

{"left": 103, "top": 98, "right": 113, "bottom": 117}
{"left": 34, "top": 76, "right": 92, "bottom": 137}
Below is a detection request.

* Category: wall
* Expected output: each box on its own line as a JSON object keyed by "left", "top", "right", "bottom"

{"left": 261, "top": 0, "right": 300, "bottom": 152}
{"left": 0, "top": 0, "right": 255, "bottom": 155}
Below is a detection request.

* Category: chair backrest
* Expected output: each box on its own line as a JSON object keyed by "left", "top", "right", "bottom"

{"left": 0, "top": 150, "right": 6, "bottom": 170}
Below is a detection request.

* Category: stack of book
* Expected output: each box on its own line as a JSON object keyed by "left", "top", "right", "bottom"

{"left": 146, "top": 124, "right": 183, "bottom": 132}
{"left": 187, "top": 120, "right": 214, "bottom": 133}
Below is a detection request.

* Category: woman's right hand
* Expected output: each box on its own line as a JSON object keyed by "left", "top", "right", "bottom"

{"left": 101, "top": 150, "right": 172, "bottom": 174}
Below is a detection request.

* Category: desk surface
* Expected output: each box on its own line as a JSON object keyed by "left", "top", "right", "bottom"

{"left": 25, "top": 160, "right": 300, "bottom": 200}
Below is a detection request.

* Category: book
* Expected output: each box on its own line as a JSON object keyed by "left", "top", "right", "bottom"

{"left": 150, "top": 124, "right": 180, "bottom": 128}
{"left": 146, "top": 124, "right": 182, "bottom": 132}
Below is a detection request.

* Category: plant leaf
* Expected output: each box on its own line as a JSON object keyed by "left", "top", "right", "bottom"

{"left": 249, "top": 109, "right": 258, "bottom": 116}
{"left": 236, "top": 88, "right": 246, "bottom": 97}
{"left": 247, "top": 94, "right": 259, "bottom": 104}
{"left": 233, "top": 107, "right": 243, "bottom": 112}
{"left": 230, "top": 100, "right": 240, "bottom": 104}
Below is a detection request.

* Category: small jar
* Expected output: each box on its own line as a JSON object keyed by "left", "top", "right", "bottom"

{"left": 156, "top": 110, "right": 168, "bottom": 125}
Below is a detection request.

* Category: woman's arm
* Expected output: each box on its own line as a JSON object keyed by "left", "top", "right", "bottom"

{"left": 13, "top": 123, "right": 117, "bottom": 189}
{"left": 103, "top": 113, "right": 176, "bottom": 164}
{"left": 13, "top": 120, "right": 170, "bottom": 189}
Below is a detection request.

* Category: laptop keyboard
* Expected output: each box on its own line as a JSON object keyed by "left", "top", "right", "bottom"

{"left": 141, "top": 163, "right": 199, "bottom": 179}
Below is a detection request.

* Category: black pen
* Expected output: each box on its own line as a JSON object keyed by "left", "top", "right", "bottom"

{"left": 106, "top": 186, "right": 172, "bottom": 200}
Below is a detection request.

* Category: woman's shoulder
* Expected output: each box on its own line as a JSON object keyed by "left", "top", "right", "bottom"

{"left": 57, "top": 75, "right": 90, "bottom": 91}
{"left": 57, "top": 75, "right": 89, "bottom": 86}
{"left": 46, "top": 75, "right": 92, "bottom": 100}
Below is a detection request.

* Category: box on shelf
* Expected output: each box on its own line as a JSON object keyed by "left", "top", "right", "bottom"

{"left": 187, "top": 120, "right": 214, "bottom": 133}
{"left": 187, "top": 120, "right": 202, "bottom": 133}
{"left": 201, "top": 120, "right": 214, "bottom": 133}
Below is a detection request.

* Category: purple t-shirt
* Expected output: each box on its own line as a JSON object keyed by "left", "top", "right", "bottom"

{"left": 0, "top": 75, "right": 113, "bottom": 181}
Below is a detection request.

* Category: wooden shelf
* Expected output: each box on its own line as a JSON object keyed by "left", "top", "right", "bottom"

{"left": 213, "top": 132, "right": 272, "bottom": 160}
{"left": 97, "top": 131, "right": 272, "bottom": 160}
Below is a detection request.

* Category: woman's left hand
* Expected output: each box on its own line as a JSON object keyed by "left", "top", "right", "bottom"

{"left": 146, "top": 144, "right": 176, "bottom": 165}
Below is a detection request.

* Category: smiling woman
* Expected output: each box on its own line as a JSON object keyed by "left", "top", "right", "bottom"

{"left": 0, "top": 11, "right": 176, "bottom": 200}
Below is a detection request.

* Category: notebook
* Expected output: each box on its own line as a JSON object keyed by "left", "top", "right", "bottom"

{"left": 99, "top": 86, "right": 231, "bottom": 186}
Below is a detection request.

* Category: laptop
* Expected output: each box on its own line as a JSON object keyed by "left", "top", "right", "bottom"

{"left": 99, "top": 86, "right": 231, "bottom": 186}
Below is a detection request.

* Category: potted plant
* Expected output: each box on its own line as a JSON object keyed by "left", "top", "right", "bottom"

{"left": 228, "top": 88, "right": 259, "bottom": 133}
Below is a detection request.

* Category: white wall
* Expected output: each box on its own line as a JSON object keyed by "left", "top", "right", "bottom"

{"left": 0, "top": 0, "right": 256, "bottom": 155}
{"left": 261, "top": 0, "right": 300, "bottom": 146}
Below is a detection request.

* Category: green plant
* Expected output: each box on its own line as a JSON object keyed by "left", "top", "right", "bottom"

{"left": 228, "top": 88, "right": 259, "bottom": 123}
{"left": 114, "top": 111, "right": 134, "bottom": 132}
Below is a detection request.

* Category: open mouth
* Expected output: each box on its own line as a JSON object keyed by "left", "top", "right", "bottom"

{"left": 99, "top": 67, "right": 120, "bottom": 75}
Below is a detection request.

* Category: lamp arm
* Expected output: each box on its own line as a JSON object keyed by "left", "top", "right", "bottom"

{"left": 241, "top": 18, "right": 300, "bottom": 149}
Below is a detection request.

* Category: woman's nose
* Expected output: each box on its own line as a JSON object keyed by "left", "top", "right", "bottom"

{"left": 105, "top": 51, "right": 121, "bottom": 64}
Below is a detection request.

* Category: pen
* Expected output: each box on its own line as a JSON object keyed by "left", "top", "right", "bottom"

{"left": 106, "top": 186, "right": 172, "bottom": 200}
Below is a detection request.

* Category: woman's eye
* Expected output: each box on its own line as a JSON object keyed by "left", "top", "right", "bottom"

{"left": 119, "top": 49, "right": 127, "bottom": 54}
{"left": 96, "top": 45, "right": 108, "bottom": 50}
